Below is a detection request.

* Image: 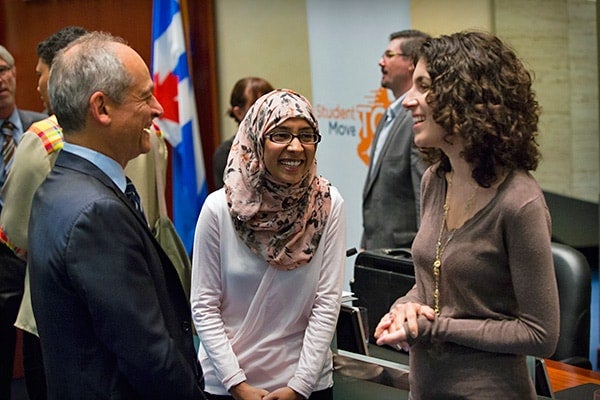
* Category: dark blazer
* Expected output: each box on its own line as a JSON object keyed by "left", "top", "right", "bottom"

{"left": 28, "top": 151, "right": 204, "bottom": 400}
{"left": 17, "top": 109, "right": 47, "bottom": 134}
{"left": 212, "top": 135, "right": 234, "bottom": 190}
{"left": 362, "top": 103, "right": 427, "bottom": 250}
{"left": 0, "top": 109, "right": 46, "bottom": 306}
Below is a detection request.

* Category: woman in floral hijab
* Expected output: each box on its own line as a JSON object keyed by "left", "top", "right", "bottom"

{"left": 191, "top": 89, "right": 347, "bottom": 400}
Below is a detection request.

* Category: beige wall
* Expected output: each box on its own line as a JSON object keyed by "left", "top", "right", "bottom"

{"left": 411, "top": 0, "right": 494, "bottom": 34}
{"left": 495, "top": 0, "right": 598, "bottom": 202}
{"left": 214, "top": 0, "right": 312, "bottom": 141}
{"left": 215, "top": 0, "right": 598, "bottom": 203}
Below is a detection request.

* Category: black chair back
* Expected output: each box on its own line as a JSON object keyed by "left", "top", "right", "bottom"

{"left": 550, "top": 242, "right": 592, "bottom": 369}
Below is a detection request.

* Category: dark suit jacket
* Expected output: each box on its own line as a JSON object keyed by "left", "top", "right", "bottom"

{"left": 0, "top": 109, "right": 46, "bottom": 307}
{"left": 29, "top": 151, "right": 204, "bottom": 400}
{"left": 18, "top": 109, "right": 47, "bottom": 134}
{"left": 212, "top": 135, "right": 234, "bottom": 190}
{"left": 362, "top": 103, "right": 426, "bottom": 250}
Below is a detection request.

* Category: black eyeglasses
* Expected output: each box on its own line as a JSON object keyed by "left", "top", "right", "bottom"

{"left": 382, "top": 50, "right": 408, "bottom": 59}
{"left": 266, "top": 131, "right": 321, "bottom": 145}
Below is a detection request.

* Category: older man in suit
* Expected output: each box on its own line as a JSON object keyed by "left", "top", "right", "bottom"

{"left": 0, "top": 45, "right": 47, "bottom": 192}
{"left": 361, "top": 30, "right": 430, "bottom": 250}
{"left": 0, "top": 44, "right": 46, "bottom": 399}
{"left": 28, "top": 32, "right": 204, "bottom": 399}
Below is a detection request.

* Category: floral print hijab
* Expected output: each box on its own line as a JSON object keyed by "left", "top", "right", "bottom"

{"left": 224, "top": 89, "right": 332, "bottom": 270}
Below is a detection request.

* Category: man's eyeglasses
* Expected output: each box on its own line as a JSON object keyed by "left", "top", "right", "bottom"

{"left": 382, "top": 50, "right": 408, "bottom": 59}
{"left": 0, "top": 66, "right": 13, "bottom": 79}
{"left": 266, "top": 131, "right": 321, "bottom": 145}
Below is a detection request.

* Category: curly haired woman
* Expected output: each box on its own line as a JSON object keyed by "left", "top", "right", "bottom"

{"left": 375, "top": 31, "right": 559, "bottom": 399}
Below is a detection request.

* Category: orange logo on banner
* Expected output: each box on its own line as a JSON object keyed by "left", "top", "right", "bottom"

{"left": 356, "top": 88, "right": 391, "bottom": 166}
{"left": 314, "top": 87, "right": 391, "bottom": 167}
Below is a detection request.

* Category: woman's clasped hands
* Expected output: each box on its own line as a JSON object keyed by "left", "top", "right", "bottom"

{"left": 374, "top": 301, "right": 436, "bottom": 352}
{"left": 230, "top": 381, "right": 303, "bottom": 400}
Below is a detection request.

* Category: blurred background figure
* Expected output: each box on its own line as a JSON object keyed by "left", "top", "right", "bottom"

{"left": 361, "top": 30, "right": 430, "bottom": 251}
{"left": 212, "top": 76, "right": 273, "bottom": 189}
{"left": 0, "top": 44, "right": 46, "bottom": 400}
{"left": 1, "top": 26, "right": 87, "bottom": 400}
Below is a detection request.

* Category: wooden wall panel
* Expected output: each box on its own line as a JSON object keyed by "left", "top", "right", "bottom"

{"left": 187, "top": 0, "right": 219, "bottom": 191}
{"left": 1, "top": 0, "right": 219, "bottom": 378}
{"left": 1, "top": 0, "right": 152, "bottom": 112}
{"left": 0, "top": 0, "right": 219, "bottom": 190}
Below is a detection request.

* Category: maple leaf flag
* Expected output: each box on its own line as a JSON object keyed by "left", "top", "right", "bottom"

{"left": 151, "top": 0, "right": 207, "bottom": 254}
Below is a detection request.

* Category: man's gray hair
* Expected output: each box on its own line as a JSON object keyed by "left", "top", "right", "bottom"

{"left": 0, "top": 45, "right": 15, "bottom": 67}
{"left": 48, "top": 31, "right": 133, "bottom": 133}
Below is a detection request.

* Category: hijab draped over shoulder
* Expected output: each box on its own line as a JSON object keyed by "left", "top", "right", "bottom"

{"left": 224, "top": 89, "right": 332, "bottom": 270}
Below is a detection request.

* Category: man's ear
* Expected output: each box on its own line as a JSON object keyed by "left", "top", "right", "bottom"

{"left": 89, "top": 91, "right": 111, "bottom": 126}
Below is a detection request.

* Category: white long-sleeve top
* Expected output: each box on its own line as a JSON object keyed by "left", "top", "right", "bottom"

{"left": 190, "top": 187, "right": 346, "bottom": 398}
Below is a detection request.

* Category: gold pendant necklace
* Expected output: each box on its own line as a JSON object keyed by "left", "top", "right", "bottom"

{"left": 432, "top": 171, "right": 479, "bottom": 315}
{"left": 433, "top": 201, "right": 454, "bottom": 316}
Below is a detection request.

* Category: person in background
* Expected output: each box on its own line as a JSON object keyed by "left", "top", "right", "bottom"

{"left": 0, "top": 26, "right": 172, "bottom": 400}
{"left": 212, "top": 76, "right": 273, "bottom": 189}
{"left": 0, "top": 44, "right": 46, "bottom": 400}
{"left": 28, "top": 32, "right": 204, "bottom": 399}
{"left": 192, "top": 89, "right": 346, "bottom": 400}
{"left": 0, "top": 27, "right": 88, "bottom": 400}
{"left": 374, "top": 31, "right": 559, "bottom": 399}
{"left": 361, "top": 29, "right": 430, "bottom": 250}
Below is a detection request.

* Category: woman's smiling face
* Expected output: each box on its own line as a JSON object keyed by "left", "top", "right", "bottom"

{"left": 402, "top": 59, "right": 448, "bottom": 150}
{"left": 263, "top": 117, "right": 316, "bottom": 185}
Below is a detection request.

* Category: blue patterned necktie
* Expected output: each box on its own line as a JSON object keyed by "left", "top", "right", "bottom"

{"left": 1, "top": 120, "right": 16, "bottom": 187}
{"left": 125, "top": 177, "right": 147, "bottom": 222}
{"left": 370, "top": 107, "right": 395, "bottom": 176}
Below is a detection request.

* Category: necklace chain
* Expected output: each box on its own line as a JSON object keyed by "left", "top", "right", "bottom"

{"left": 432, "top": 171, "right": 478, "bottom": 316}
{"left": 433, "top": 201, "right": 453, "bottom": 316}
